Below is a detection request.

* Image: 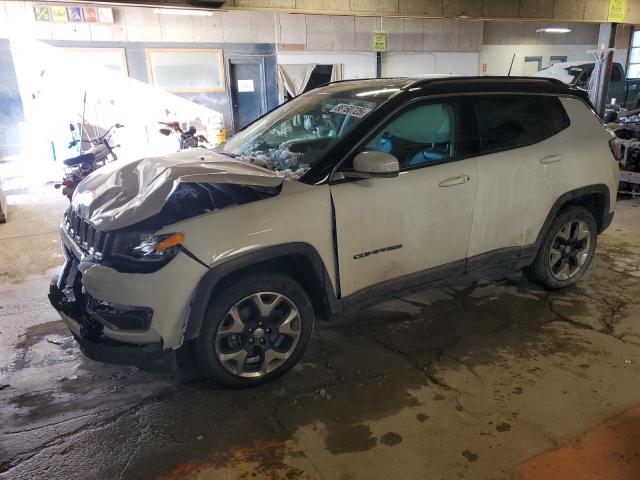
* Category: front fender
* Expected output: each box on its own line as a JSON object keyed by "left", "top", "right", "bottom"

{"left": 182, "top": 242, "right": 339, "bottom": 341}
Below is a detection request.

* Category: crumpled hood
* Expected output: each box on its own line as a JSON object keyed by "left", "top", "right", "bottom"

{"left": 72, "top": 149, "right": 284, "bottom": 231}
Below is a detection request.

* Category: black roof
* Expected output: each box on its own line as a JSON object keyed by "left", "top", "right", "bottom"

{"left": 322, "top": 75, "right": 587, "bottom": 100}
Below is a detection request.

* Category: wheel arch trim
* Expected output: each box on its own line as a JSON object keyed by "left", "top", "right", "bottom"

{"left": 535, "top": 184, "right": 611, "bottom": 247}
{"left": 183, "top": 242, "right": 339, "bottom": 342}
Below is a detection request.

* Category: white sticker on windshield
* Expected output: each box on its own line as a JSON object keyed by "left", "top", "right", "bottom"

{"left": 330, "top": 103, "right": 373, "bottom": 118}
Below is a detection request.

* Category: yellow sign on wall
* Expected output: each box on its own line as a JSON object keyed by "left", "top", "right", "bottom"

{"left": 50, "top": 5, "right": 68, "bottom": 22}
{"left": 373, "top": 31, "right": 387, "bottom": 52}
{"left": 608, "top": 0, "right": 626, "bottom": 22}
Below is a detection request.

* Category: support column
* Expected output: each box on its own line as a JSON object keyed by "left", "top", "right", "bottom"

{"left": 376, "top": 52, "right": 382, "bottom": 78}
{"left": 593, "top": 23, "right": 617, "bottom": 117}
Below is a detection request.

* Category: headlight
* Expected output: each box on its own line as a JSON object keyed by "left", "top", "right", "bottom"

{"left": 130, "top": 232, "right": 184, "bottom": 258}
{"left": 107, "top": 232, "right": 185, "bottom": 273}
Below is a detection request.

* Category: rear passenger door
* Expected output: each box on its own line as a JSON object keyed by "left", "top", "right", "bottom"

{"left": 467, "top": 94, "right": 570, "bottom": 265}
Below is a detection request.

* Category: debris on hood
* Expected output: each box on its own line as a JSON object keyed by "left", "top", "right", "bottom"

{"left": 72, "top": 149, "right": 285, "bottom": 231}
{"left": 224, "top": 143, "right": 310, "bottom": 181}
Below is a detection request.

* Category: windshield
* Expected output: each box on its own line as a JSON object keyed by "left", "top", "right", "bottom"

{"left": 566, "top": 66, "right": 586, "bottom": 81}
{"left": 219, "top": 90, "right": 390, "bottom": 180}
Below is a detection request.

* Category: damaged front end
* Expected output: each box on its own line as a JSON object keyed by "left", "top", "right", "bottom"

{"left": 48, "top": 150, "right": 287, "bottom": 370}
{"left": 48, "top": 244, "right": 174, "bottom": 372}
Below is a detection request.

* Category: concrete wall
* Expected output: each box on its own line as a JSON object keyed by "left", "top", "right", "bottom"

{"left": 0, "top": 1, "right": 277, "bottom": 44}
{"left": 479, "top": 22, "right": 631, "bottom": 76}
{"left": 227, "top": 0, "right": 640, "bottom": 24}
{"left": 276, "top": 15, "right": 483, "bottom": 52}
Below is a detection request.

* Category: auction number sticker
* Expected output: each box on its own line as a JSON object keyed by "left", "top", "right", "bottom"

{"left": 330, "top": 104, "right": 372, "bottom": 118}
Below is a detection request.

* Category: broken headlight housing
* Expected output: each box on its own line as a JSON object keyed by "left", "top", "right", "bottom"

{"left": 107, "top": 232, "right": 184, "bottom": 273}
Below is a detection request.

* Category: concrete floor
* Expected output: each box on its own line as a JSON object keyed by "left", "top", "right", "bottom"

{"left": 1, "top": 165, "right": 640, "bottom": 479}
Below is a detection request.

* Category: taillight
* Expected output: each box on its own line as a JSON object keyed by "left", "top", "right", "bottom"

{"left": 609, "top": 137, "right": 623, "bottom": 162}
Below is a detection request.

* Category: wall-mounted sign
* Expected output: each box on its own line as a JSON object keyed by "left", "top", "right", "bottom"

{"left": 51, "top": 5, "right": 68, "bottom": 22}
{"left": 33, "top": 5, "right": 51, "bottom": 22}
{"left": 83, "top": 7, "right": 98, "bottom": 23}
{"left": 237, "top": 79, "right": 255, "bottom": 92}
{"left": 373, "top": 30, "right": 387, "bottom": 52}
{"left": 98, "top": 7, "right": 114, "bottom": 24}
{"left": 608, "top": 0, "right": 626, "bottom": 22}
{"left": 34, "top": 5, "right": 113, "bottom": 24}
{"left": 67, "top": 7, "right": 83, "bottom": 22}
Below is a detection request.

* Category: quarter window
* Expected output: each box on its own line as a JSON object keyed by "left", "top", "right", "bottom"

{"left": 543, "top": 97, "right": 570, "bottom": 135}
{"left": 474, "top": 95, "right": 547, "bottom": 153}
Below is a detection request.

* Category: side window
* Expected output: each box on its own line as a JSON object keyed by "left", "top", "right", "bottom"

{"left": 543, "top": 97, "right": 570, "bottom": 135}
{"left": 364, "top": 103, "right": 453, "bottom": 169}
{"left": 611, "top": 64, "right": 623, "bottom": 82}
{"left": 474, "top": 95, "right": 547, "bottom": 153}
{"left": 356, "top": 98, "right": 477, "bottom": 171}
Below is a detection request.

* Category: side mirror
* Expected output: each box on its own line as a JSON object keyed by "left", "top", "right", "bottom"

{"left": 115, "top": 123, "right": 124, "bottom": 128}
{"left": 159, "top": 128, "right": 172, "bottom": 136}
{"left": 69, "top": 123, "right": 75, "bottom": 132}
{"left": 350, "top": 151, "right": 399, "bottom": 179}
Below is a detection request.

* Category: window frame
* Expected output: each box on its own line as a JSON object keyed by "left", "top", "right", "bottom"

{"left": 472, "top": 93, "right": 570, "bottom": 157}
{"left": 145, "top": 48, "right": 226, "bottom": 93}
{"left": 549, "top": 55, "right": 568, "bottom": 67}
{"left": 627, "top": 30, "right": 640, "bottom": 79}
{"left": 330, "top": 96, "right": 479, "bottom": 183}
{"left": 328, "top": 92, "right": 578, "bottom": 184}
{"left": 63, "top": 47, "right": 129, "bottom": 76}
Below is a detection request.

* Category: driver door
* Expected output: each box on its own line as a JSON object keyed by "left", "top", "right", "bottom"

{"left": 330, "top": 98, "right": 479, "bottom": 297}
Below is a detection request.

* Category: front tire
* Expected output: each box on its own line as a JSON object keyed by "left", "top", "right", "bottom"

{"left": 523, "top": 206, "right": 597, "bottom": 290}
{"left": 194, "top": 274, "right": 314, "bottom": 388}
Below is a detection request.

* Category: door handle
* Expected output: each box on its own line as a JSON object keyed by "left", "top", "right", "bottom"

{"left": 438, "top": 175, "right": 471, "bottom": 187}
{"left": 540, "top": 154, "right": 563, "bottom": 164}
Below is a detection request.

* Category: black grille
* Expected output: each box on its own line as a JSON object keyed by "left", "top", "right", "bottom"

{"left": 64, "top": 210, "right": 110, "bottom": 257}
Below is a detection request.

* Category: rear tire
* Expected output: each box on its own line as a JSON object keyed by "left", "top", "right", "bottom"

{"left": 523, "top": 206, "right": 597, "bottom": 290}
{"left": 194, "top": 273, "right": 314, "bottom": 388}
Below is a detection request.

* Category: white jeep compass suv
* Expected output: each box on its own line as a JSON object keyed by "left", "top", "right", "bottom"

{"left": 49, "top": 77, "right": 619, "bottom": 387}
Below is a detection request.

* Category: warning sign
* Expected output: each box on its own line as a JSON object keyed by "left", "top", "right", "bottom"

{"left": 67, "top": 7, "right": 83, "bottom": 22}
{"left": 50, "top": 5, "right": 68, "bottom": 22}
{"left": 608, "top": 0, "right": 626, "bottom": 22}
{"left": 373, "top": 31, "right": 387, "bottom": 52}
{"left": 33, "top": 5, "right": 51, "bottom": 22}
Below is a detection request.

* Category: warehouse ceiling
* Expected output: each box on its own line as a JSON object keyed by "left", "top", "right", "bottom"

{"left": 54, "top": 0, "right": 639, "bottom": 24}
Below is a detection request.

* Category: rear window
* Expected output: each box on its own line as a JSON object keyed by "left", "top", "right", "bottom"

{"left": 474, "top": 95, "right": 569, "bottom": 154}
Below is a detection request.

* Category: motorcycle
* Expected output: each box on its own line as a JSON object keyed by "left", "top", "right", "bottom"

{"left": 55, "top": 122, "right": 123, "bottom": 201}
{"left": 158, "top": 121, "right": 210, "bottom": 150}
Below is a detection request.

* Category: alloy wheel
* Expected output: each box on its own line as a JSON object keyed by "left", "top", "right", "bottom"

{"left": 548, "top": 220, "right": 592, "bottom": 281}
{"left": 214, "top": 292, "right": 301, "bottom": 378}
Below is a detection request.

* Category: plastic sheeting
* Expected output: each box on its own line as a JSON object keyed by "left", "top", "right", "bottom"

{"left": 71, "top": 149, "right": 284, "bottom": 231}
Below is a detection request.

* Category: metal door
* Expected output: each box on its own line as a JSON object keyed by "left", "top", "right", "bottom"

{"left": 228, "top": 58, "right": 266, "bottom": 132}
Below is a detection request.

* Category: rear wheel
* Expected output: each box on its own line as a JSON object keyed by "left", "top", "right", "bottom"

{"left": 195, "top": 274, "right": 314, "bottom": 387}
{"left": 523, "top": 206, "right": 597, "bottom": 289}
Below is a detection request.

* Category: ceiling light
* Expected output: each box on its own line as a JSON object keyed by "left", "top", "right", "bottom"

{"left": 154, "top": 8, "right": 213, "bottom": 16}
{"left": 536, "top": 28, "right": 571, "bottom": 33}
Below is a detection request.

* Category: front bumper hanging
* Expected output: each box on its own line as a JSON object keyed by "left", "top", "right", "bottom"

{"left": 48, "top": 251, "right": 177, "bottom": 372}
